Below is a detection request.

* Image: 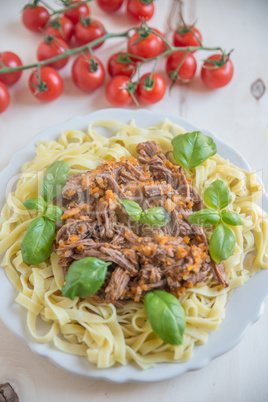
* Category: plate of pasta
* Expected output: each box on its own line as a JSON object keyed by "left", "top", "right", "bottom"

{"left": 0, "top": 108, "right": 267, "bottom": 383}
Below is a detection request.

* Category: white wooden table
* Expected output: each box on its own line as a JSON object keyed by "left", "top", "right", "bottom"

{"left": 0, "top": 0, "right": 268, "bottom": 401}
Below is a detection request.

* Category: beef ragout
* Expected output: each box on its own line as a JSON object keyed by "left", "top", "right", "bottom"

{"left": 54, "top": 141, "right": 228, "bottom": 305}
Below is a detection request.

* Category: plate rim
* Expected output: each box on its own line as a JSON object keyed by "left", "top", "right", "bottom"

{"left": 0, "top": 108, "right": 267, "bottom": 383}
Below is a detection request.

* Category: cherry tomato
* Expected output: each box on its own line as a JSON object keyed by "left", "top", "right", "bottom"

{"left": 201, "top": 54, "right": 234, "bottom": 89}
{"left": 0, "top": 51, "right": 23, "bottom": 86}
{"left": 166, "top": 51, "right": 197, "bottom": 83}
{"left": 64, "top": 1, "right": 90, "bottom": 25}
{"left": 128, "top": 27, "right": 165, "bottom": 61}
{"left": 22, "top": 5, "right": 49, "bottom": 32}
{"left": 137, "top": 73, "right": 166, "bottom": 104}
{"left": 126, "top": 0, "right": 154, "bottom": 22}
{"left": 96, "top": 0, "right": 124, "bottom": 13}
{"left": 72, "top": 54, "right": 105, "bottom": 92}
{"left": 37, "top": 37, "right": 70, "bottom": 70}
{"left": 105, "top": 75, "right": 133, "bottom": 107}
{"left": 173, "top": 25, "right": 202, "bottom": 51}
{"left": 44, "top": 17, "right": 74, "bottom": 43}
{"left": 108, "top": 52, "right": 136, "bottom": 78}
{"left": 74, "top": 18, "right": 105, "bottom": 49}
{"left": 29, "top": 66, "right": 63, "bottom": 102}
{"left": 0, "top": 82, "right": 10, "bottom": 113}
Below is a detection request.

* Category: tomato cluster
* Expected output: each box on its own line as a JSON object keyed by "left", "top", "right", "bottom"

{"left": 0, "top": 0, "right": 234, "bottom": 113}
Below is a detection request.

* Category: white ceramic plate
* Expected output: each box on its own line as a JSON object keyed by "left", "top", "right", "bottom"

{"left": 0, "top": 108, "right": 267, "bottom": 383}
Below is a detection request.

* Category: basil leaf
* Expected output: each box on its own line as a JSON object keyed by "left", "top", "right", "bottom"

{"left": 40, "top": 161, "right": 70, "bottom": 202}
{"left": 61, "top": 257, "right": 111, "bottom": 300}
{"left": 23, "top": 198, "right": 47, "bottom": 214}
{"left": 204, "top": 180, "right": 232, "bottom": 211}
{"left": 221, "top": 210, "right": 245, "bottom": 226}
{"left": 209, "top": 223, "right": 236, "bottom": 264}
{"left": 45, "top": 204, "right": 63, "bottom": 222}
{"left": 21, "top": 216, "right": 55, "bottom": 265}
{"left": 144, "top": 290, "right": 186, "bottom": 345}
{"left": 188, "top": 209, "right": 220, "bottom": 227}
{"left": 140, "top": 207, "right": 171, "bottom": 227}
{"left": 119, "top": 198, "right": 143, "bottom": 221}
{"left": 171, "top": 131, "right": 217, "bottom": 170}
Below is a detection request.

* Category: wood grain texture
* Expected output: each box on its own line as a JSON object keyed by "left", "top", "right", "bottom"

{"left": 0, "top": 0, "right": 267, "bottom": 401}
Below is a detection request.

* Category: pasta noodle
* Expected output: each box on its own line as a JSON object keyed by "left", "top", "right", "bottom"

{"left": 0, "top": 118, "right": 267, "bottom": 369}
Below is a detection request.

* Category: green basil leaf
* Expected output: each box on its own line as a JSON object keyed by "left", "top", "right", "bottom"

{"left": 209, "top": 223, "right": 236, "bottom": 264}
{"left": 171, "top": 131, "right": 217, "bottom": 170}
{"left": 119, "top": 198, "right": 143, "bottom": 221}
{"left": 188, "top": 209, "right": 220, "bottom": 227}
{"left": 140, "top": 207, "right": 171, "bottom": 228}
{"left": 23, "top": 198, "right": 47, "bottom": 214}
{"left": 61, "top": 257, "right": 111, "bottom": 300}
{"left": 45, "top": 204, "right": 63, "bottom": 222}
{"left": 203, "top": 180, "right": 232, "bottom": 211}
{"left": 21, "top": 216, "right": 55, "bottom": 265}
{"left": 144, "top": 290, "right": 186, "bottom": 345}
{"left": 39, "top": 161, "right": 70, "bottom": 202}
{"left": 220, "top": 210, "right": 245, "bottom": 226}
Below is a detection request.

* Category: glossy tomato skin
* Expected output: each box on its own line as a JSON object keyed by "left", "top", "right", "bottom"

{"left": 44, "top": 17, "right": 74, "bottom": 43}
{"left": 201, "top": 54, "right": 234, "bottom": 89}
{"left": 166, "top": 51, "right": 197, "bottom": 83}
{"left": 74, "top": 18, "right": 105, "bottom": 49}
{"left": 173, "top": 25, "right": 202, "bottom": 51}
{"left": 0, "top": 51, "right": 23, "bottom": 86}
{"left": 128, "top": 28, "right": 165, "bottom": 61}
{"left": 108, "top": 53, "right": 136, "bottom": 78}
{"left": 137, "top": 73, "right": 166, "bottom": 104}
{"left": 72, "top": 54, "right": 105, "bottom": 92}
{"left": 105, "top": 75, "right": 133, "bottom": 107}
{"left": 37, "top": 38, "right": 70, "bottom": 70}
{"left": 126, "top": 0, "right": 154, "bottom": 22}
{"left": 0, "top": 82, "right": 10, "bottom": 113}
{"left": 96, "top": 0, "right": 124, "bottom": 13}
{"left": 64, "top": 1, "right": 90, "bottom": 25}
{"left": 29, "top": 66, "right": 63, "bottom": 102}
{"left": 22, "top": 5, "right": 49, "bottom": 32}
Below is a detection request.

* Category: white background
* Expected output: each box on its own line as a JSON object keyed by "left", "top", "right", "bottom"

{"left": 0, "top": 0, "right": 268, "bottom": 401}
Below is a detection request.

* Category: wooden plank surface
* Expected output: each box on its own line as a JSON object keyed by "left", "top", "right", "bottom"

{"left": 0, "top": 0, "right": 267, "bottom": 401}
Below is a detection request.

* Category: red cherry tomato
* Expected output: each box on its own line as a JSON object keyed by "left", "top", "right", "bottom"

{"left": 201, "top": 54, "right": 234, "bottom": 89}
{"left": 0, "top": 82, "right": 10, "bottom": 113}
{"left": 37, "top": 37, "right": 70, "bottom": 70}
{"left": 22, "top": 5, "right": 49, "bottom": 32}
{"left": 96, "top": 0, "right": 124, "bottom": 13}
{"left": 72, "top": 54, "right": 105, "bottom": 92}
{"left": 126, "top": 0, "right": 154, "bottom": 22}
{"left": 29, "top": 66, "right": 63, "bottom": 102}
{"left": 128, "top": 27, "right": 165, "bottom": 61}
{"left": 173, "top": 25, "right": 202, "bottom": 51}
{"left": 74, "top": 18, "right": 105, "bottom": 49}
{"left": 105, "top": 75, "right": 133, "bottom": 107}
{"left": 63, "top": 1, "right": 90, "bottom": 25}
{"left": 166, "top": 51, "right": 197, "bottom": 83}
{"left": 0, "top": 51, "right": 23, "bottom": 86}
{"left": 108, "top": 52, "right": 136, "bottom": 78}
{"left": 137, "top": 73, "right": 166, "bottom": 104}
{"left": 44, "top": 17, "right": 74, "bottom": 43}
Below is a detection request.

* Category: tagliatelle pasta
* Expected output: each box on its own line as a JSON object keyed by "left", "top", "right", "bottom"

{"left": 0, "top": 118, "right": 267, "bottom": 369}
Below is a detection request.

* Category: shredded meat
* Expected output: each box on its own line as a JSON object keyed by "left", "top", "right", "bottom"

{"left": 54, "top": 141, "right": 229, "bottom": 304}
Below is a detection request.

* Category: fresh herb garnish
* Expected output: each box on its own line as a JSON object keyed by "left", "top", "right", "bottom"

{"left": 188, "top": 179, "right": 244, "bottom": 264}
{"left": 21, "top": 160, "right": 69, "bottom": 265}
{"left": 119, "top": 199, "right": 171, "bottom": 228}
{"left": 171, "top": 131, "right": 217, "bottom": 170}
{"left": 21, "top": 216, "right": 55, "bottom": 265}
{"left": 144, "top": 290, "right": 186, "bottom": 345}
{"left": 61, "top": 257, "right": 111, "bottom": 300}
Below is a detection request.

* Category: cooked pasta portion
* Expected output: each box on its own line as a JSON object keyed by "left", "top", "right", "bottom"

{"left": 0, "top": 119, "right": 267, "bottom": 369}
